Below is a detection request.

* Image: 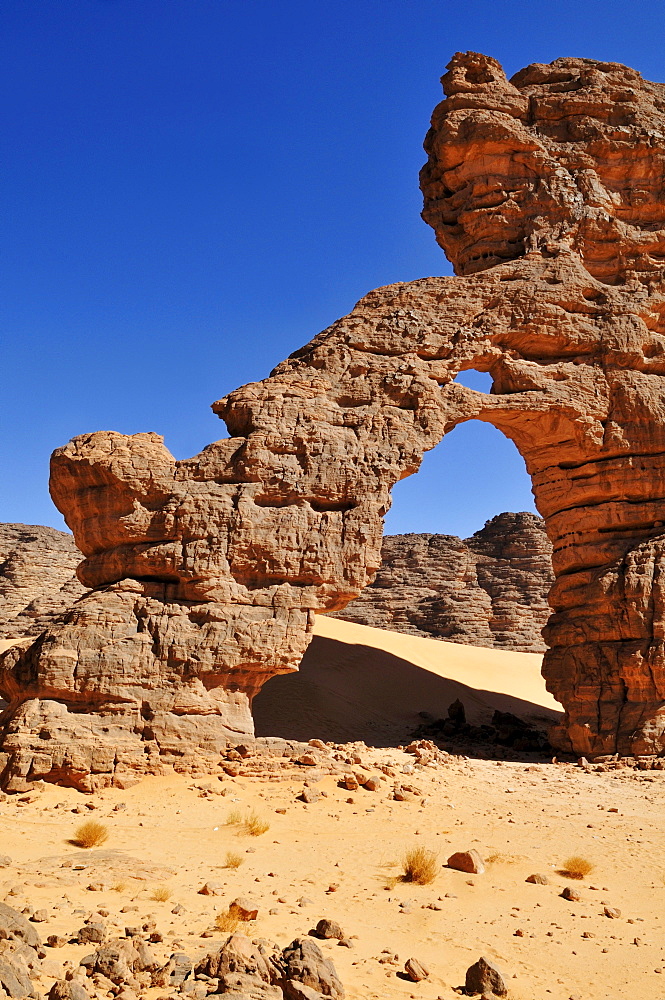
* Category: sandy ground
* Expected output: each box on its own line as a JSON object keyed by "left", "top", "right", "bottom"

{"left": 1, "top": 620, "right": 665, "bottom": 999}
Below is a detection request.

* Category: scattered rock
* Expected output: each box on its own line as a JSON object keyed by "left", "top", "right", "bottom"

{"left": 562, "top": 887, "right": 582, "bottom": 902}
{"left": 198, "top": 882, "right": 224, "bottom": 896}
{"left": 229, "top": 899, "right": 259, "bottom": 921}
{"left": 76, "top": 924, "right": 106, "bottom": 945}
{"left": 447, "top": 850, "right": 485, "bottom": 875}
{"left": 525, "top": 873, "right": 549, "bottom": 884}
{"left": 48, "top": 982, "right": 90, "bottom": 1000}
{"left": 464, "top": 955, "right": 507, "bottom": 997}
{"left": 313, "top": 920, "right": 345, "bottom": 941}
{"left": 281, "top": 937, "right": 344, "bottom": 999}
{"left": 404, "top": 958, "right": 429, "bottom": 982}
{"left": 363, "top": 777, "right": 381, "bottom": 792}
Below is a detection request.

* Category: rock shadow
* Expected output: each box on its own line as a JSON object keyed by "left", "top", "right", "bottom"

{"left": 253, "top": 633, "right": 562, "bottom": 760}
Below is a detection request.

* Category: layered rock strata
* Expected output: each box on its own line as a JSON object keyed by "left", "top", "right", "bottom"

{"left": 0, "top": 524, "right": 86, "bottom": 640}
{"left": 0, "top": 516, "right": 553, "bottom": 652}
{"left": 4, "top": 52, "right": 665, "bottom": 786}
{"left": 334, "top": 513, "right": 553, "bottom": 652}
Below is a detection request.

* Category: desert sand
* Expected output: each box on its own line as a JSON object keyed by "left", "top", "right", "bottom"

{"left": 254, "top": 617, "right": 560, "bottom": 746}
{"left": 1, "top": 619, "right": 664, "bottom": 1000}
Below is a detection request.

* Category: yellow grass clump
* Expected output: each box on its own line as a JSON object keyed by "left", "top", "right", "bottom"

{"left": 401, "top": 846, "right": 438, "bottom": 885}
{"left": 150, "top": 885, "right": 172, "bottom": 902}
{"left": 70, "top": 820, "right": 109, "bottom": 848}
{"left": 243, "top": 810, "right": 270, "bottom": 836}
{"left": 226, "top": 808, "right": 270, "bottom": 836}
{"left": 215, "top": 909, "right": 240, "bottom": 934}
{"left": 224, "top": 851, "right": 244, "bottom": 869}
{"left": 560, "top": 855, "right": 595, "bottom": 880}
{"left": 111, "top": 881, "right": 127, "bottom": 893}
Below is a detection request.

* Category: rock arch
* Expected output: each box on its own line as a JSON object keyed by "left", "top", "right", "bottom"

{"left": 4, "top": 51, "right": 665, "bottom": 788}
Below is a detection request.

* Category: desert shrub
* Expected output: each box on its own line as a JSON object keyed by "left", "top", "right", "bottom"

{"left": 225, "top": 807, "right": 269, "bottom": 836}
{"left": 150, "top": 885, "right": 172, "bottom": 902}
{"left": 215, "top": 909, "right": 240, "bottom": 934}
{"left": 71, "top": 820, "right": 109, "bottom": 848}
{"left": 243, "top": 810, "right": 270, "bottom": 836}
{"left": 224, "top": 851, "right": 244, "bottom": 869}
{"left": 401, "top": 846, "right": 438, "bottom": 885}
{"left": 560, "top": 855, "right": 595, "bottom": 880}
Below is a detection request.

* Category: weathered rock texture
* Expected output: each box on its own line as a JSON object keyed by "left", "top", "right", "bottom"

{"left": 334, "top": 512, "right": 553, "bottom": 652}
{"left": 0, "top": 516, "right": 553, "bottom": 652}
{"left": 0, "top": 525, "right": 86, "bottom": 640}
{"left": 4, "top": 51, "right": 665, "bottom": 785}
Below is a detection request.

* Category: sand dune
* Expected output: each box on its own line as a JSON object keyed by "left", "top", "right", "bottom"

{"left": 253, "top": 615, "right": 562, "bottom": 745}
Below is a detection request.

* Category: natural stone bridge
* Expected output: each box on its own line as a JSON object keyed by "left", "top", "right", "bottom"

{"left": 3, "top": 52, "right": 665, "bottom": 789}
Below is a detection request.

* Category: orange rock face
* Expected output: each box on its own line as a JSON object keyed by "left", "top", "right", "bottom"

{"left": 3, "top": 51, "right": 665, "bottom": 788}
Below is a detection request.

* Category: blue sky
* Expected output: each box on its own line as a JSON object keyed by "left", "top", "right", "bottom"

{"left": 3, "top": 0, "right": 665, "bottom": 538}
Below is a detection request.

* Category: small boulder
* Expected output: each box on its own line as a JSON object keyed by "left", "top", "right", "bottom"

{"left": 561, "top": 886, "right": 582, "bottom": 902}
{"left": 198, "top": 881, "right": 224, "bottom": 896}
{"left": 0, "top": 903, "right": 41, "bottom": 950}
{"left": 152, "top": 952, "right": 193, "bottom": 988}
{"left": 525, "top": 873, "right": 549, "bottom": 885}
{"left": 313, "top": 920, "right": 344, "bottom": 941}
{"left": 76, "top": 924, "right": 106, "bottom": 945}
{"left": 299, "top": 788, "right": 321, "bottom": 804}
{"left": 46, "top": 936, "right": 67, "bottom": 949}
{"left": 48, "top": 982, "right": 90, "bottom": 1000}
{"left": 363, "top": 777, "right": 381, "bottom": 792}
{"left": 219, "top": 972, "right": 282, "bottom": 998}
{"left": 281, "top": 938, "right": 344, "bottom": 999}
{"left": 195, "top": 934, "right": 271, "bottom": 982}
{"left": 0, "top": 857, "right": 11, "bottom": 868}
{"left": 0, "top": 956, "right": 35, "bottom": 999}
{"left": 603, "top": 906, "right": 621, "bottom": 919}
{"left": 464, "top": 955, "right": 507, "bottom": 997}
{"left": 447, "top": 850, "right": 485, "bottom": 875}
{"left": 297, "top": 753, "right": 319, "bottom": 767}
{"left": 283, "top": 983, "right": 327, "bottom": 1000}
{"left": 404, "top": 958, "right": 429, "bottom": 982}
{"left": 229, "top": 898, "right": 259, "bottom": 921}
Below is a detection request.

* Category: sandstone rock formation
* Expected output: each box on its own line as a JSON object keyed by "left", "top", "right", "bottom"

{"left": 0, "top": 515, "right": 553, "bottom": 652}
{"left": 4, "top": 51, "right": 665, "bottom": 786}
{"left": 334, "top": 512, "right": 553, "bottom": 652}
{"left": 0, "top": 524, "right": 86, "bottom": 640}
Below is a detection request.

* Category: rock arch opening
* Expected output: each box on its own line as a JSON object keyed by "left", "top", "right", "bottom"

{"left": 384, "top": 414, "right": 537, "bottom": 538}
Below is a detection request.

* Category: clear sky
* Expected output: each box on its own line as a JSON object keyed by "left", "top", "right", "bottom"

{"left": 3, "top": 0, "right": 665, "bottom": 538}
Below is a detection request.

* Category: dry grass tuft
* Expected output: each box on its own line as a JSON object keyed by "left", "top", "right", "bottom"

{"left": 243, "top": 810, "right": 270, "bottom": 837}
{"left": 401, "top": 846, "right": 438, "bottom": 885}
{"left": 70, "top": 820, "right": 109, "bottom": 849}
{"left": 150, "top": 885, "right": 172, "bottom": 902}
{"left": 215, "top": 909, "right": 240, "bottom": 934}
{"left": 226, "top": 808, "right": 270, "bottom": 836}
{"left": 559, "top": 855, "right": 595, "bottom": 880}
{"left": 111, "top": 881, "right": 127, "bottom": 893}
{"left": 224, "top": 851, "right": 244, "bottom": 869}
